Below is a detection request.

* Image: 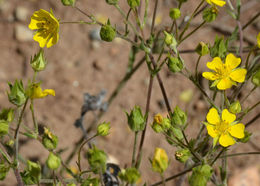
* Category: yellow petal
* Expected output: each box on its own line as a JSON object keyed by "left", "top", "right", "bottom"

{"left": 229, "top": 123, "right": 245, "bottom": 139}
{"left": 206, "top": 108, "right": 220, "bottom": 125}
{"left": 221, "top": 109, "right": 236, "bottom": 124}
{"left": 225, "top": 53, "right": 241, "bottom": 69}
{"left": 46, "top": 32, "right": 59, "bottom": 48}
{"left": 219, "top": 134, "right": 236, "bottom": 147}
{"left": 257, "top": 32, "right": 260, "bottom": 48}
{"left": 211, "top": 0, "right": 226, "bottom": 7}
{"left": 205, "top": 0, "right": 212, "bottom": 5}
{"left": 217, "top": 77, "right": 233, "bottom": 90}
{"left": 202, "top": 72, "right": 218, "bottom": 80}
{"left": 207, "top": 57, "right": 223, "bottom": 72}
{"left": 229, "top": 68, "right": 247, "bottom": 83}
{"left": 33, "top": 31, "right": 48, "bottom": 48}
{"left": 207, "top": 125, "right": 218, "bottom": 138}
{"left": 42, "top": 89, "right": 55, "bottom": 97}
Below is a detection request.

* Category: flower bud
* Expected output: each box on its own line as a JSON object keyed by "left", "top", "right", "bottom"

{"left": 42, "top": 127, "right": 58, "bottom": 150}
{"left": 61, "top": 0, "right": 76, "bottom": 6}
{"left": 151, "top": 148, "right": 168, "bottom": 174}
{"left": 8, "top": 80, "right": 27, "bottom": 107}
{"left": 163, "top": 31, "right": 175, "bottom": 46}
{"left": 127, "top": 0, "right": 140, "bottom": 8}
{"left": 151, "top": 114, "right": 170, "bottom": 133}
{"left": 30, "top": 49, "right": 47, "bottom": 72}
{"left": 119, "top": 167, "right": 141, "bottom": 184}
{"left": 169, "top": 8, "right": 181, "bottom": 20}
{"left": 172, "top": 106, "right": 187, "bottom": 126}
{"left": 46, "top": 152, "right": 61, "bottom": 170}
{"left": 0, "top": 121, "right": 9, "bottom": 137}
{"left": 229, "top": 100, "right": 241, "bottom": 114}
{"left": 167, "top": 56, "right": 184, "bottom": 73}
{"left": 252, "top": 69, "right": 260, "bottom": 86}
{"left": 195, "top": 42, "right": 209, "bottom": 56}
{"left": 175, "top": 148, "right": 191, "bottom": 163}
{"left": 97, "top": 122, "right": 110, "bottom": 136}
{"left": 126, "top": 106, "right": 145, "bottom": 132}
{"left": 203, "top": 7, "right": 218, "bottom": 22}
{"left": 86, "top": 146, "right": 107, "bottom": 174}
{"left": 0, "top": 108, "right": 14, "bottom": 123}
{"left": 105, "top": 0, "right": 118, "bottom": 5}
{"left": 100, "top": 20, "right": 116, "bottom": 42}
{"left": 27, "top": 160, "right": 41, "bottom": 182}
{"left": 189, "top": 164, "right": 213, "bottom": 186}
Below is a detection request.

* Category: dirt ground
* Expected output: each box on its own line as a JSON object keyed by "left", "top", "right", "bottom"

{"left": 0, "top": 0, "right": 260, "bottom": 185}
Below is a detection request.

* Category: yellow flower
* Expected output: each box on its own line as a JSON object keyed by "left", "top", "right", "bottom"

{"left": 205, "top": 108, "right": 245, "bottom": 147}
{"left": 257, "top": 32, "right": 260, "bottom": 48}
{"left": 202, "top": 53, "right": 247, "bottom": 90}
{"left": 206, "top": 0, "right": 226, "bottom": 7}
{"left": 28, "top": 9, "right": 59, "bottom": 48}
{"left": 152, "top": 148, "right": 169, "bottom": 173}
{"left": 154, "top": 113, "right": 163, "bottom": 124}
{"left": 30, "top": 83, "right": 55, "bottom": 99}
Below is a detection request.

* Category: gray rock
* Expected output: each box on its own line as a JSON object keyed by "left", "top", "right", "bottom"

{"left": 15, "top": 24, "right": 33, "bottom": 42}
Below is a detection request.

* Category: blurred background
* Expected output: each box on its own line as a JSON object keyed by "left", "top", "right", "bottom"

{"left": 0, "top": 0, "right": 260, "bottom": 185}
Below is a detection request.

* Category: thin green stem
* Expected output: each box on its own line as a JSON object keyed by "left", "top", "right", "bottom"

{"left": 210, "top": 148, "right": 226, "bottom": 166}
{"left": 242, "top": 12, "right": 260, "bottom": 30}
{"left": 195, "top": 56, "right": 201, "bottom": 80}
{"left": 179, "top": 21, "right": 206, "bottom": 44}
{"left": 77, "top": 134, "right": 98, "bottom": 172}
{"left": 179, "top": 0, "right": 204, "bottom": 41}
{"left": 30, "top": 101, "right": 38, "bottom": 135}
{"left": 150, "top": 0, "right": 159, "bottom": 35}
{"left": 182, "top": 130, "right": 201, "bottom": 161}
{"left": 241, "top": 85, "right": 257, "bottom": 104}
{"left": 131, "top": 132, "right": 138, "bottom": 167}
{"left": 239, "top": 100, "right": 260, "bottom": 121}
{"left": 220, "top": 151, "right": 260, "bottom": 158}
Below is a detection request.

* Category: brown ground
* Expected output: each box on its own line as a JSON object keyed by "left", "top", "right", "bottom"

{"left": 0, "top": 0, "right": 260, "bottom": 185}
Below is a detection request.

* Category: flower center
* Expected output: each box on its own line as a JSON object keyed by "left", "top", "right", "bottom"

{"left": 215, "top": 121, "right": 229, "bottom": 134}
{"left": 215, "top": 64, "right": 231, "bottom": 79}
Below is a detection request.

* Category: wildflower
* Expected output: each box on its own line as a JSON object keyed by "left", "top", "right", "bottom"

{"left": 29, "top": 83, "right": 55, "bottom": 99}
{"left": 28, "top": 9, "right": 59, "bottom": 48}
{"left": 151, "top": 148, "right": 168, "bottom": 173}
{"left": 205, "top": 108, "right": 245, "bottom": 147}
{"left": 206, "top": 0, "right": 226, "bottom": 7}
{"left": 202, "top": 53, "right": 247, "bottom": 90}
{"left": 257, "top": 32, "right": 260, "bottom": 48}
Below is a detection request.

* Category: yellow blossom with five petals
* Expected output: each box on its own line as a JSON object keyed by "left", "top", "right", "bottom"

{"left": 202, "top": 53, "right": 247, "bottom": 90}
{"left": 28, "top": 9, "right": 59, "bottom": 48}
{"left": 30, "top": 83, "right": 55, "bottom": 99}
{"left": 257, "top": 32, "right": 260, "bottom": 48}
{"left": 206, "top": 0, "right": 226, "bottom": 7}
{"left": 205, "top": 108, "right": 245, "bottom": 147}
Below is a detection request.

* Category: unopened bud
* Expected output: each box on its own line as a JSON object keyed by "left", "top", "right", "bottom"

{"left": 127, "top": 0, "right": 140, "bottom": 8}
{"left": 229, "top": 101, "right": 241, "bottom": 114}
{"left": 30, "top": 49, "right": 47, "bottom": 72}
{"left": 97, "top": 122, "right": 110, "bottom": 136}
{"left": 100, "top": 20, "right": 116, "bottom": 42}
{"left": 46, "top": 152, "right": 61, "bottom": 170}
{"left": 169, "top": 8, "right": 181, "bottom": 19}
{"left": 195, "top": 42, "right": 209, "bottom": 56}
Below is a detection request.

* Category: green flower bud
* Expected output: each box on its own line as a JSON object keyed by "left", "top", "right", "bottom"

{"left": 175, "top": 148, "right": 191, "bottom": 163}
{"left": 189, "top": 164, "right": 213, "bottom": 186}
{"left": 97, "top": 122, "right": 110, "bottom": 136}
{"left": 203, "top": 7, "right": 218, "bottom": 23}
{"left": 0, "top": 161, "right": 10, "bottom": 180}
{"left": 30, "top": 49, "right": 47, "bottom": 72}
{"left": 127, "top": 0, "right": 140, "bottom": 8}
{"left": 105, "top": 0, "right": 118, "bottom": 5}
{"left": 229, "top": 100, "right": 241, "bottom": 114}
{"left": 151, "top": 148, "right": 169, "bottom": 174}
{"left": 100, "top": 20, "right": 116, "bottom": 42}
{"left": 169, "top": 8, "right": 181, "bottom": 19}
{"left": 82, "top": 177, "right": 100, "bottom": 186}
{"left": 21, "top": 160, "right": 41, "bottom": 184}
{"left": 8, "top": 80, "right": 27, "bottom": 107}
{"left": 126, "top": 106, "right": 145, "bottom": 132}
{"left": 0, "top": 108, "right": 14, "bottom": 122}
{"left": 172, "top": 106, "right": 187, "bottom": 126}
{"left": 86, "top": 146, "right": 107, "bottom": 174}
{"left": 61, "top": 0, "right": 76, "bottom": 6}
{"left": 167, "top": 56, "right": 184, "bottom": 73}
{"left": 46, "top": 152, "right": 61, "bottom": 170}
{"left": 151, "top": 114, "right": 171, "bottom": 133}
{"left": 0, "top": 121, "right": 8, "bottom": 137}
{"left": 252, "top": 69, "right": 260, "bottom": 86}
{"left": 195, "top": 42, "right": 209, "bottom": 56}
{"left": 42, "top": 127, "right": 58, "bottom": 150}
{"left": 163, "top": 31, "right": 176, "bottom": 46}
{"left": 119, "top": 167, "right": 141, "bottom": 184}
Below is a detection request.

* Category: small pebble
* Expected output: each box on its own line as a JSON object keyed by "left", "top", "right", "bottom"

{"left": 15, "top": 24, "right": 33, "bottom": 42}
{"left": 15, "top": 6, "right": 28, "bottom": 21}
